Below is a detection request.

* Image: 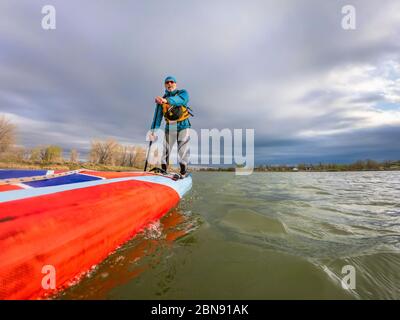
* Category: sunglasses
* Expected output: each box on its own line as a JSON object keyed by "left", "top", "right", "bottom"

{"left": 165, "top": 81, "right": 175, "bottom": 84}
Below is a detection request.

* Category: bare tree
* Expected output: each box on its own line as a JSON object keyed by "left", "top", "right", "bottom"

{"left": 29, "top": 145, "right": 63, "bottom": 163}
{"left": 89, "top": 139, "right": 120, "bottom": 165}
{"left": 116, "top": 145, "right": 129, "bottom": 166}
{"left": 0, "top": 115, "right": 16, "bottom": 153}
{"left": 89, "top": 140, "right": 147, "bottom": 168}
{"left": 126, "top": 145, "right": 138, "bottom": 167}
{"left": 116, "top": 145, "right": 142, "bottom": 167}
{"left": 29, "top": 146, "right": 42, "bottom": 162}
{"left": 0, "top": 146, "right": 27, "bottom": 162}
{"left": 133, "top": 145, "right": 146, "bottom": 168}
{"left": 42, "top": 145, "right": 62, "bottom": 162}
{"left": 70, "top": 149, "right": 79, "bottom": 163}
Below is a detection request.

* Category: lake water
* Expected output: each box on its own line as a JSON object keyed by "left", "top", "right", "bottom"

{"left": 60, "top": 171, "right": 400, "bottom": 300}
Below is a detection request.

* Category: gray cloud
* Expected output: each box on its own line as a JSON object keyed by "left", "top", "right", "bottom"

{"left": 255, "top": 125, "right": 400, "bottom": 164}
{"left": 0, "top": 0, "right": 399, "bottom": 163}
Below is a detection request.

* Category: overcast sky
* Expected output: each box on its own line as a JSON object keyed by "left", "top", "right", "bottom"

{"left": 1, "top": 0, "right": 399, "bottom": 164}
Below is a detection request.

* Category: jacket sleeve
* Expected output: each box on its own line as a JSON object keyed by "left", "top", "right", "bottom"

{"left": 150, "top": 104, "right": 163, "bottom": 130}
{"left": 166, "top": 89, "right": 189, "bottom": 106}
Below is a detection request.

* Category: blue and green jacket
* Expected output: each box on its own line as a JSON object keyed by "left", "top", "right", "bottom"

{"left": 150, "top": 89, "right": 191, "bottom": 132}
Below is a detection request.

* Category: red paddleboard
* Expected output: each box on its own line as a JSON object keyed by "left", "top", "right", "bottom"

{"left": 0, "top": 170, "right": 192, "bottom": 299}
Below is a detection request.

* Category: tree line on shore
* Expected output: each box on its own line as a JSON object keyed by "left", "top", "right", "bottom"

{"left": 253, "top": 160, "right": 400, "bottom": 172}
{"left": 197, "top": 160, "right": 400, "bottom": 172}
{"left": 0, "top": 115, "right": 146, "bottom": 169}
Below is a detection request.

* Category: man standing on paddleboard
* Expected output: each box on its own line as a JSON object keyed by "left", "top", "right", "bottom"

{"left": 149, "top": 76, "right": 192, "bottom": 177}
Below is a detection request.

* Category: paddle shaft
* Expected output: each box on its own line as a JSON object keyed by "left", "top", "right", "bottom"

{"left": 144, "top": 140, "right": 153, "bottom": 172}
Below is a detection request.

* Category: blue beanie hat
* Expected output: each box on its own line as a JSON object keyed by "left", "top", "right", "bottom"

{"left": 164, "top": 76, "right": 177, "bottom": 83}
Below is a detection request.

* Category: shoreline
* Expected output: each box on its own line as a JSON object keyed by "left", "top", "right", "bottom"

{"left": 1, "top": 163, "right": 399, "bottom": 173}
{"left": 0, "top": 161, "right": 142, "bottom": 172}
{"left": 1, "top": 160, "right": 399, "bottom": 173}
{"left": 197, "top": 169, "right": 400, "bottom": 173}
